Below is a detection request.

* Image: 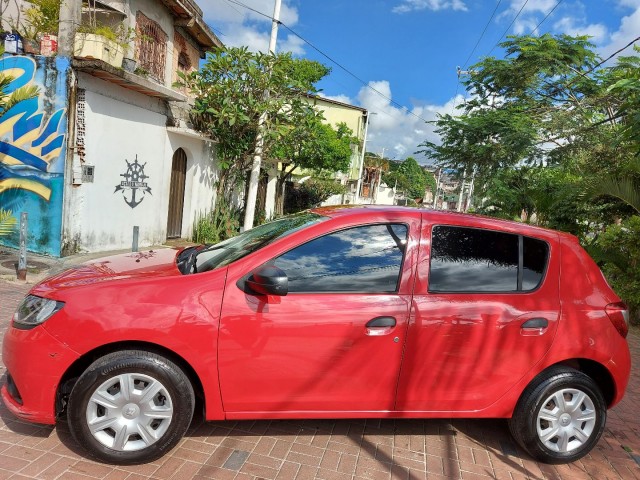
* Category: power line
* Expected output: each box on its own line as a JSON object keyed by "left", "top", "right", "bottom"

{"left": 226, "top": 0, "right": 272, "bottom": 20}
{"left": 223, "top": 0, "right": 431, "bottom": 124}
{"left": 530, "top": 0, "right": 564, "bottom": 35}
{"left": 487, "top": 0, "right": 530, "bottom": 57}
{"left": 590, "top": 35, "right": 640, "bottom": 73}
{"left": 462, "top": 0, "right": 502, "bottom": 69}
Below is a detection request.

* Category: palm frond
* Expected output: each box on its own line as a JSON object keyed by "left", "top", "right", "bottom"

{"left": 0, "top": 209, "right": 17, "bottom": 237}
{"left": 0, "top": 85, "right": 40, "bottom": 114}
{"left": 586, "top": 176, "right": 640, "bottom": 213}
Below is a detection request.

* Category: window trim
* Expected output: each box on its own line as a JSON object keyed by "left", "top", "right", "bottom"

{"left": 427, "top": 224, "right": 550, "bottom": 295}
{"left": 259, "top": 222, "right": 411, "bottom": 295}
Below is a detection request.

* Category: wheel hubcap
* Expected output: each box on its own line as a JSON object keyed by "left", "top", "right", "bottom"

{"left": 536, "top": 388, "right": 597, "bottom": 453}
{"left": 86, "top": 373, "right": 173, "bottom": 452}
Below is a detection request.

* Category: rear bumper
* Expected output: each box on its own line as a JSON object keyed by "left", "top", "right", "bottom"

{"left": 2, "top": 321, "right": 79, "bottom": 425}
{"left": 607, "top": 337, "right": 631, "bottom": 408}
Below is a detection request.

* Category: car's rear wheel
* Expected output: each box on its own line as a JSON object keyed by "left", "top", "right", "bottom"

{"left": 67, "top": 350, "right": 194, "bottom": 464}
{"left": 509, "top": 366, "right": 606, "bottom": 464}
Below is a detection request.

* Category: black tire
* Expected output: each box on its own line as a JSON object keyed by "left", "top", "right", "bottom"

{"left": 508, "top": 366, "right": 606, "bottom": 464}
{"left": 67, "top": 350, "right": 195, "bottom": 464}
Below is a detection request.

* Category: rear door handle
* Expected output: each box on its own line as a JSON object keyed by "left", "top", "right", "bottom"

{"left": 365, "top": 316, "right": 396, "bottom": 336}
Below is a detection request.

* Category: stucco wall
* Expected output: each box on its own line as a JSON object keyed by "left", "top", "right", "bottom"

{"left": 166, "top": 131, "right": 217, "bottom": 237}
{"left": 0, "top": 55, "right": 69, "bottom": 256}
{"left": 62, "top": 73, "right": 216, "bottom": 254}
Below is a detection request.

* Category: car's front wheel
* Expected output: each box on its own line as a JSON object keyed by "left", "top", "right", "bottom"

{"left": 67, "top": 350, "right": 195, "bottom": 464}
{"left": 509, "top": 366, "right": 606, "bottom": 464}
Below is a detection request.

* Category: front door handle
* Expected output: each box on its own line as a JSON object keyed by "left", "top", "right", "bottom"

{"left": 365, "top": 316, "right": 396, "bottom": 336}
{"left": 521, "top": 318, "right": 548, "bottom": 329}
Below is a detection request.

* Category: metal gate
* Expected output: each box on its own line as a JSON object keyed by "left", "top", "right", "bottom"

{"left": 166, "top": 148, "right": 187, "bottom": 239}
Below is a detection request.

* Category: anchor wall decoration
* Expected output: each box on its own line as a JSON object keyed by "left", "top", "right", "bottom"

{"left": 114, "top": 156, "right": 152, "bottom": 208}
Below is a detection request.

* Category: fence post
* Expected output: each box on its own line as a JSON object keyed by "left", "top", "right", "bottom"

{"left": 17, "top": 212, "right": 27, "bottom": 280}
{"left": 132, "top": 226, "right": 139, "bottom": 252}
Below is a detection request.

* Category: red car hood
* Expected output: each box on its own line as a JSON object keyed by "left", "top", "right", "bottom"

{"left": 33, "top": 248, "right": 183, "bottom": 293}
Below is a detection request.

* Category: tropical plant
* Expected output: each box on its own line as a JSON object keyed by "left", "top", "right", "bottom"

{"left": 192, "top": 197, "right": 241, "bottom": 244}
{"left": 594, "top": 216, "right": 640, "bottom": 325}
{"left": 20, "top": 0, "right": 61, "bottom": 38}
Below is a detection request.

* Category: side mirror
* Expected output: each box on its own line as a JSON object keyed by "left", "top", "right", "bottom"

{"left": 245, "top": 265, "right": 288, "bottom": 296}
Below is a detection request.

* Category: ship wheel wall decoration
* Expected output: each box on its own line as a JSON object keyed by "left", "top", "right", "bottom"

{"left": 114, "top": 156, "right": 152, "bottom": 208}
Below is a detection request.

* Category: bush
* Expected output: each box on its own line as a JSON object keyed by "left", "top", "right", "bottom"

{"left": 595, "top": 215, "right": 640, "bottom": 325}
{"left": 284, "top": 178, "right": 346, "bottom": 214}
{"left": 192, "top": 199, "right": 240, "bottom": 244}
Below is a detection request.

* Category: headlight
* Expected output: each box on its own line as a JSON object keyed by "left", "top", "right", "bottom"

{"left": 12, "top": 295, "right": 64, "bottom": 330}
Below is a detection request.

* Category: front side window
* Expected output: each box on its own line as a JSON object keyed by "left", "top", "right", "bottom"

{"left": 272, "top": 224, "right": 408, "bottom": 293}
{"left": 429, "top": 226, "right": 549, "bottom": 293}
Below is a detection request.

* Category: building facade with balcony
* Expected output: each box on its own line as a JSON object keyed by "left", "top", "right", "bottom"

{"left": 0, "top": 0, "right": 222, "bottom": 256}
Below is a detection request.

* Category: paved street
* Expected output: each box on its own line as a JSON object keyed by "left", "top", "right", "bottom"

{"left": 1, "top": 279, "right": 639, "bottom": 480}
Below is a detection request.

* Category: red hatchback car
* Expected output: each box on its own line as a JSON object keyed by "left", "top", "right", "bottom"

{"left": 2, "top": 206, "right": 631, "bottom": 465}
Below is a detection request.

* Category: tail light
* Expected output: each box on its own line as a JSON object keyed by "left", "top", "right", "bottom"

{"left": 605, "top": 302, "right": 629, "bottom": 338}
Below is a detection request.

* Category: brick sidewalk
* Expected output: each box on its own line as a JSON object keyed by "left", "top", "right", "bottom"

{"left": 1, "top": 280, "right": 639, "bottom": 480}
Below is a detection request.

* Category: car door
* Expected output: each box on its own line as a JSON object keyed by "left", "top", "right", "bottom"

{"left": 395, "top": 219, "right": 560, "bottom": 412}
{"left": 218, "top": 212, "right": 421, "bottom": 417}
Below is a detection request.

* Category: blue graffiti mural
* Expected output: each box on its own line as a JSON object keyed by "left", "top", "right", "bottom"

{"left": 0, "top": 55, "right": 68, "bottom": 256}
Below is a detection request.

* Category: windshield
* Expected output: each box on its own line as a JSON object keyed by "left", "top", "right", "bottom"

{"left": 180, "top": 212, "right": 326, "bottom": 274}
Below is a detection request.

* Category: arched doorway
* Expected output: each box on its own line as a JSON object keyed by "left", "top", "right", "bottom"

{"left": 167, "top": 148, "right": 187, "bottom": 239}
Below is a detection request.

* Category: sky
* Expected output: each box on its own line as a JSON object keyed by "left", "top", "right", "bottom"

{"left": 200, "top": 0, "right": 640, "bottom": 163}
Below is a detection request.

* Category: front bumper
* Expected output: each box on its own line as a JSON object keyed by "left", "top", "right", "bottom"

{"left": 2, "top": 321, "right": 79, "bottom": 424}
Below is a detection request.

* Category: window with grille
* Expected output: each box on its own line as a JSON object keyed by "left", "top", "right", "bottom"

{"left": 135, "top": 12, "right": 167, "bottom": 83}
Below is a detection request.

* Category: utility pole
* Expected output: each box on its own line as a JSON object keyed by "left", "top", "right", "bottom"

{"left": 243, "top": 0, "right": 282, "bottom": 231}
{"left": 456, "top": 168, "right": 467, "bottom": 212}
{"left": 355, "top": 111, "right": 370, "bottom": 203}
{"left": 432, "top": 168, "right": 442, "bottom": 209}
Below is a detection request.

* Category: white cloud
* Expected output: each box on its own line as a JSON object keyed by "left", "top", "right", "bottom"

{"left": 618, "top": 0, "right": 640, "bottom": 7}
{"left": 599, "top": 3, "right": 640, "bottom": 58}
{"left": 553, "top": 16, "right": 608, "bottom": 43}
{"left": 209, "top": 0, "right": 299, "bottom": 26}
{"left": 201, "top": 0, "right": 303, "bottom": 54}
{"left": 318, "top": 93, "right": 353, "bottom": 104}
{"left": 392, "top": 0, "right": 467, "bottom": 14}
{"left": 494, "top": 1, "right": 609, "bottom": 45}
{"left": 499, "top": 0, "right": 565, "bottom": 35}
{"left": 355, "top": 80, "right": 461, "bottom": 162}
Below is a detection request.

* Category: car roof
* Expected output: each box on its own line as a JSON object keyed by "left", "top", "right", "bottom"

{"left": 311, "top": 205, "right": 574, "bottom": 240}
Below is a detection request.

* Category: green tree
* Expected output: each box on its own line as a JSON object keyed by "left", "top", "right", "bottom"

{"left": 418, "top": 34, "right": 606, "bottom": 177}
{"left": 417, "top": 33, "right": 640, "bottom": 313}
{"left": 383, "top": 157, "right": 432, "bottom": 199}
{"left": 272, "top": 116, "right": 355, "bottom": 215}
{"left": 179, "top": 47, "right": 330, "bottom": 204}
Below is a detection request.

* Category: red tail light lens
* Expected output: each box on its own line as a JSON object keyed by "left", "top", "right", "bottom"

{"left": 605, "top": 302, "right": 629, "bottom": 338}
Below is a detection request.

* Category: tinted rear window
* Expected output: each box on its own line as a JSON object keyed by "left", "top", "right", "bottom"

{"left": 429, "top": 226, "right": 549, "bottom": 293}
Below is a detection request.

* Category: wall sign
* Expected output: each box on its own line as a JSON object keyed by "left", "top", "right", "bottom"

{"left": 114, "top": 156, "right": 152, "bottom": 208}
